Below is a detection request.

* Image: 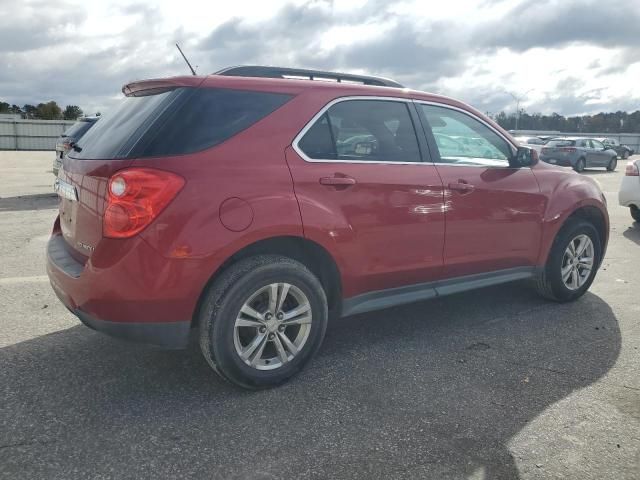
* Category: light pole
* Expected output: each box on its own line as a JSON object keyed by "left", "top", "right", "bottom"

{"left": 505, "top": 89, "right": 534, "bottom": 131}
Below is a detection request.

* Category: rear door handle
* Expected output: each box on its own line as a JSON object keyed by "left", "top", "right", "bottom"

{"left": 448, "top": 181, "right": 475, "bottom": 193}
{"left": 319, "top": 176, "right": 357, "bottom": 187}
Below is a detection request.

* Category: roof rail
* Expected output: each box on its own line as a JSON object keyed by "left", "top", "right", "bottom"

{"left": 214, "top": 65, "right": 404, "bottom": 88}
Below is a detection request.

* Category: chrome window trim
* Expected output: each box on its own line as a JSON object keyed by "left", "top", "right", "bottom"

{"left": 291, "top": 95, "right": 522, "bottom": 168}
{"left": 291, "top": 95, "right": 429, "bottom": 165}
{"left": 413, "top": 100, "right": 519, "bottom": 167}
{"left": 414, "top": 100, "right": 518, "bottom": 152}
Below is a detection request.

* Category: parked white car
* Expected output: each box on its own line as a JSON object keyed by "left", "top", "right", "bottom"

{"left": 619, "top": 159, "right": 640, "bottom": 222}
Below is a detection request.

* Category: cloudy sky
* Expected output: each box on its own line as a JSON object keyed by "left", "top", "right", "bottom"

{"left": 2, "top": 0, "right": 639, "bottom": 117}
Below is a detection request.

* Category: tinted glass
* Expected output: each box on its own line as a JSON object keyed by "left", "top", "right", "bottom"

{"left": 298, "top": 100, "right": 421, "bottom": 162}
{"left": 138, "top": 88, "right": 293, "bottom": 157}
{"left": 419, "top": 104, "right": 512, "bottom": 166}
{"left": 71, "top": 87, "right": 292, "bottom": 160}
{"left": 591, "top": 139, "right": 604, "bottom": 149}
{"left": 297, "top": 113, "right": 336, "bottom": 159}
{"left": 546, "top": 139, "right": 575, "bottom": 147}
{"left": 62, "top": 120, "right": 94, "bottom": 139}
{"left": 72, "top": 89, "right": 179, "bottom": 159}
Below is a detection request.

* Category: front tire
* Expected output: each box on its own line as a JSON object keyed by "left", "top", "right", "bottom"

{"left": 534, "top": 218, "right": 601, "bottom": 302}
{"left": 574, "top": 157, "right": 586, "bottom": 173}
{"left": 607, "top": 157, "right": 617, "bottom": 171}
{"left": 623, "top": 150, "right": 629, "bottom": 160}
{"left": 631, "top": 205, "right": 640, "bottom": 222}
{"left": 199, "top": 255, "right": 328, "bottom": 389}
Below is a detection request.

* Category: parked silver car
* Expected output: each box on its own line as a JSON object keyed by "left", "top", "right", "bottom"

{"left": 53, "top": 116, "right": 99, "bottom": 176}
{"left": 540, "top": 137, "right": 618, "bottom": 172}
{"left": 514, "top": 136, "right": 545, "bottom": 155}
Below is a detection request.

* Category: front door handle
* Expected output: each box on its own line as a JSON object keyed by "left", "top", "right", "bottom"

{"left": 448, "top": 181, "right": 474, "bottom": 193}
{"left": 320, "top": 176, "right": 357, "bottom": 187}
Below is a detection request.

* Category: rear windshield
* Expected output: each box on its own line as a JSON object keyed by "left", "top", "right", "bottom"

{"left": 70, "top": 87, "right": 293, "bottom": 160}
{"left": 546, "top": 139, "right": 575, "bottom": 147}
{"left": 62, "top": 120, "right": 94, "bottom": 140}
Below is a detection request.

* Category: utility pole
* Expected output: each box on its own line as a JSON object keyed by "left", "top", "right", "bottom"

{"left": 505, "top": 89, "right": 534, "bottom": 131}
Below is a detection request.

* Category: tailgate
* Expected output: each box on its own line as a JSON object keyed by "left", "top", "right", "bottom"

{"left": 56, "top": 157, "right": 133, "bottom": 261}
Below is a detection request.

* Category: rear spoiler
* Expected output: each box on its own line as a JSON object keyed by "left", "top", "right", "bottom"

{"left": 122, "top": 76, "right": 205, "bottom": 97}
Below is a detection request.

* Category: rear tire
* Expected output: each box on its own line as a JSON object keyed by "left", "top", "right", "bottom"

{"left": 631, "top": 205, "right": 640, "bottom": 222}
{"left": 623, "top": 150, "right": 629, "bottom": 160}
{"left": 199, "top": 255, "right": 328, "bottom": 389}
{"left": 607, "top": 157, "right": 617, "bottom": 171}
{"left": 534, "top": 218, "right": 601, "bottom": 302}
{"left": 574, "top": 157, "right": 586, "bottom": 173}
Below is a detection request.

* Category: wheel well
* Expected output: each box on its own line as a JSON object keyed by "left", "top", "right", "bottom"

{"left": 565, "top": 206, "right": 607, "bottom": 257}
{"left": 192, "top": 236, "right": 342, "bottom": 326}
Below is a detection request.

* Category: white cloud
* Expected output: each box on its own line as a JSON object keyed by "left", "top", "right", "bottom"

{"left": 1, "top": 0, "right": 639, "bottom": 116}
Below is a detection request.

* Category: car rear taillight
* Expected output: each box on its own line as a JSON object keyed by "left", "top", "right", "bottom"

{"left": 625, "top": 162, "right": 639, "bottom": 176}
{"left": 104, "top": 168, "right": 185, "bottom": 238}
{"left": 560, "top": 147, "right": 577, "bottom": 153}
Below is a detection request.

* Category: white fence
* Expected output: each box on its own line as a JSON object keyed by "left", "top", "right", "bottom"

{"left": 0, "top": 119, "right": 76, "bottom": 150}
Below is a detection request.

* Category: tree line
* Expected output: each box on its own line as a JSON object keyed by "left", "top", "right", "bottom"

{"left": 492, "top": 110, "right": 640, "bottom": 133}
{"left": 0, "top": 101, "right": 84, "bottom": 121}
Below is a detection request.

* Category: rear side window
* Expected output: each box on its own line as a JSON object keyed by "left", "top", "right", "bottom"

{"left": 298, "top": 100, "right": 421, "bottom": 163}
{"left": 546, "top": 139, "right": 575, "bottom": 147}
{"left": 71, "top": 88, "right": 292, "bottom": 160}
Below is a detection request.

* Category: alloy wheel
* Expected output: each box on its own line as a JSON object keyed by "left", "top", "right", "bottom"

{"left": 561, "top": 234, "right": 594, "bottom": 290}
{"left": 233, "top": 283, "right": 312, "bottom": 370}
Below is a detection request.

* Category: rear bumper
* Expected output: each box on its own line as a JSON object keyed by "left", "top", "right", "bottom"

{"left": 46, "top": 230, "right": 201, "bottom": 349}
{"left": 540, "top": 155, "right": 574, "bottom": 167}
{"left": 74, "top": 309, "right": 190, "bottom": 349}
{"left": 619, "top": 176, "right": 640, "bottom": 208}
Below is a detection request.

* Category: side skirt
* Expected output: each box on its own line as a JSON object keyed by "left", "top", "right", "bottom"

{"left": 341, "top": 267, "right": 537, "bottom": 317}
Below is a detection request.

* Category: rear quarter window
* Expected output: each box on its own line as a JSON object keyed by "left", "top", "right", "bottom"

{"left": 137, "top": 88, "right": 293, "bottom": 157}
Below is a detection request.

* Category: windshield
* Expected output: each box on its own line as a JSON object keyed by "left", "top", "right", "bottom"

{"left": 62, "top": 120, "right": 94, "bottom": 139}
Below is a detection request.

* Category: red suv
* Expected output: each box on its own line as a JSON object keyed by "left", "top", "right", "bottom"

{"left": 47, "top": 66, "right": 609, "bottom": 389}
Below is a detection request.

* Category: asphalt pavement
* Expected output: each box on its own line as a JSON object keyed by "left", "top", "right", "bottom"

{"left": 0, "top": 151, "right": 638, "bottom": 479}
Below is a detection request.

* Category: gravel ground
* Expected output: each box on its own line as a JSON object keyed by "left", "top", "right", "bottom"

{"left": 0, "top": 152, "right": 638, "bottom": 479}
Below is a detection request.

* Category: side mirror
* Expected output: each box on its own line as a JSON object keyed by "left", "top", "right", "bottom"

{"left": 511, "top": 146, "right": 537, "bottom": 167}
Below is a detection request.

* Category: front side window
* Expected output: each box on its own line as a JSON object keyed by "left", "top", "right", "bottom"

{"left": 418, "top": 104, "right": 513, "bottom": 166}
{"left": 298, "top": 100, "right": 421, "bottom": 163}
{"left": 591, "top": 139, "right": 604, "bottom": 150}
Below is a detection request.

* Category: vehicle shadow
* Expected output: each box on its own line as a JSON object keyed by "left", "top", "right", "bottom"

{"left": 0, "top": 283, "right": 620, "bottom": 479}
{"left": 580, "top": 169, "right": 612, "bottom": 175}
{"left": 622, "top": 223, "right": 640, "bottom": 245}
{"left": 0, "top": 193, "right": 58, "bottom": 212}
